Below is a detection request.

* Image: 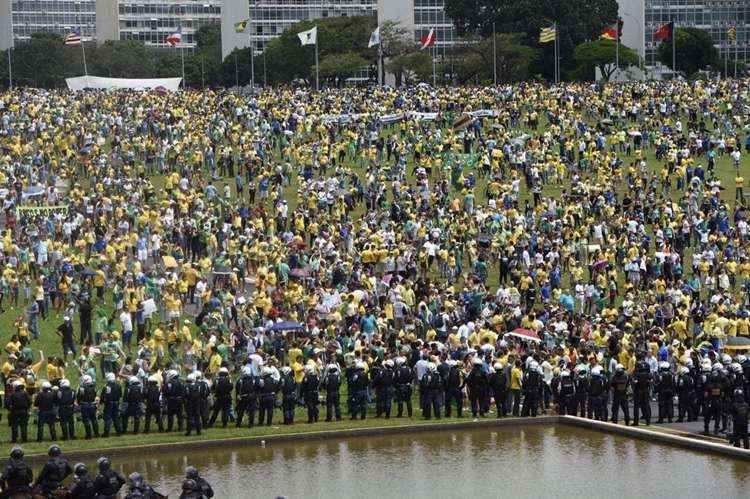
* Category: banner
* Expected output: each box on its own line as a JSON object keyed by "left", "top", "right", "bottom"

{"left": 66, "top": 76, "right": 182, "bottom": 92}
{"left": 16, "top": 205, "right": 69, "bottom": 216}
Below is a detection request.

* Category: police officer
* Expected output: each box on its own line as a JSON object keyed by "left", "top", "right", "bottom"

{"left": 184, "top": 373, "right": 203, "bottom": 436}
{"left": 421, "top": 363, "right": 442, "bottom": 419}
{"left": 444, "top": 359, "right": 464, "bottom": 419}
{"left": 555, "top": 367, "right": 576, "bottom": 416}
{"left": 695, "top": 360, "right": 710, "bottom": 419}
{"left": 92, "top": 457, "right": 125, "bottom": 499}
{"left": 573, "top": 365, "right": 589, "bottom": 417}
{"left": 521, "top": 361, "right": 543, "bottom": 417}
{"left": 655, "top": 361, "right": 675, "bottom": 424}
{"left": 143, "top": 375, "right": 164, "bottom": 433}
{"left": 301, "top": 365, "right": 320, "bottom": 424}
{"left": 0, "top": 447, "right": 33, "bottom": 497}
{"left": 394, "top": 356, "right": 413, "bottom": 418}
{"left": 185, "top": 466, "right": 213, "bottom": 498}
{"left": 741, "top": 355, "right": 750, "bottom": 404}
{"left": 731, "top": 388, "right": 749, "bottom": 449}
{"left": 610, "top": 364, "right": 630, "bottom": 425}
{"left": 279, "top": 366, "right": 297, "bottom": 425}
{"left": 208, "top": 367, "right": 232, "bottom": 428}
{"left": 35, "top": 380, "right": 57, "bottom": 442}
{"left": 587, "top": 366, "right": 608, "bottom": 421}
{"left": 76, "top": 375, "right": 99, "bottom": 439}
{"left": 122, "top": 376, "right": 144, "bottom": 434}
{"left": 101, "top": 372, "right": 123, "bottom": 437}
{"left": 235, "top": 366, "right": 258, "bottom": 429}
{"left": 632, "top": 353, "right": 652, "bottom": 426}
{"left": 350, "top": 361, "right": 370, "bottom": 420}
{"left": 489, "top": 362, "right": 507, "bottom": 417}
{"left": 322, "top": 362, "right": 342, "bottom": 422}
{"left": 258, "top": 366, "right": 278, "bottom": 426}
{"left": 34, "top": 444, "right": 72, "bottom": 496}
{"left": 164, "top": 370, "right": 185, "bottom": 432}
{"left": 195, "top": 371, "right": 211, "bottom": 430}
{"left": 68, "top": 463, "right": 96, "bottom": 499}
{"left": 704, "top": 362, "right": 724, "bottom": 435}
{"left": 376, "top": 360, "right": 395, "bottom": 419}
{"left": 7, "top": 380, "right": 31, "bottom": 443}
{"left": 676, "top": 364, "right": 695, "bottom": 423}
{"left": 56, "top": 379, "right": 76, "bottom": 440}
{"left": 466, "top": 357, "right": 489, "bottom": 418}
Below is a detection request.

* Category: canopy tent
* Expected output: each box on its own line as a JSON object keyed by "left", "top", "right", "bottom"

{"left": 66, "top": 76, "right": 182, "bottom": 92}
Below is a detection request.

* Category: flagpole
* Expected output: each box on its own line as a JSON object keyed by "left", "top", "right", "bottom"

{"left": 735, "top": 40, "right": 739, "bottom": 78}
{"left": 672, "top": 22, "right": 676, "bottom": 76}
{"left": 432, "top": 43, "right": 437, "bottom": 86}
{"left": 180, "top": 44, "right": 186, "bottom": 90}
{"left": 77, "top": 2, "right": 88, "bottom": 84}
{"left": 492, "top": 22, "right": 497, "bottom": 85}
{"left": 554, "top": 22, "right": 559, "bottom": 85}
{"left": 314, "top": 33, "right": 319, "bottom": 91}
{"left": 250, "top": 38, "right": 255, "bottom": 91}
{"left": 378, "top": 25, "right": 383, "bottom": 87}
{"left": 7, "top": 13, "right": 12, "bottom": 89}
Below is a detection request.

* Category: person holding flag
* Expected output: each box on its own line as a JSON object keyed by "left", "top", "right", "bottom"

{"left": 298, "top": 26, "right": 319, "bottom": 91}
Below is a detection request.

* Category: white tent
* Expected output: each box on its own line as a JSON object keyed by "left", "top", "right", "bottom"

{"left": 66, "top": 76, "right": 182, "bottom": 91}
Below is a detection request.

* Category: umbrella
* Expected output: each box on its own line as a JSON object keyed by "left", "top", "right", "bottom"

{"left": 724, "top": 336, "right": 750, "bottom": 350}
{"left": 504, "top": 328, "right": 541, "bottom": 343}
{"left": 267, "top": 321, "right": 304, "bottom": 332}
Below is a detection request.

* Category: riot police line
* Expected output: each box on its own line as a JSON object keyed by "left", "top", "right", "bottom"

{"left": 0, "top": 444, "right": 213, "bottom": 498}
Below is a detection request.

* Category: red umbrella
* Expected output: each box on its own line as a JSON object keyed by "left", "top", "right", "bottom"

{"left": 505, "top": 328, "right": 542, "bottom": 343}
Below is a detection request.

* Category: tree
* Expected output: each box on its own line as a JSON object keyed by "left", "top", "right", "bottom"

{"left": 386, "top": 51, "right": 433, "bottom": 86}
{"left": 318, "top": 52, "right": 368, "bottom": 85}
{"left": 11, "top": 31, "right": 76, "bottom": 87}
{"left": 657, "top": 27, "right": 718, "bottom": 76}
{"left": 443, "top": 0, "right": 618, "bottom": 80}
{"left": 573, "top": 38, "right": 638, "bottom": 81}
{"left": 89, "top": 40, "right": 157, "bottom": 78}
{"left": 457, "top": 33, "right": 539, "bottom": 83}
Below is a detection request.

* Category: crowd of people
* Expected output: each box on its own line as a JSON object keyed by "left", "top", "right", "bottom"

{"left": 0, "top": 444, "right": 212, "bottom": 498}
{"left": 0, "top": 79, "right": 750, "bottom": 455}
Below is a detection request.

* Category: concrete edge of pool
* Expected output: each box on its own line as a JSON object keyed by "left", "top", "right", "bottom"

{"left": 8, "top": 415, "right": 750, "bottom": 465}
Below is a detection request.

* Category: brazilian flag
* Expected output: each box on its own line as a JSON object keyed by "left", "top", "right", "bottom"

{"left": 234, "top": 20, "right": 248, "bottom": 33}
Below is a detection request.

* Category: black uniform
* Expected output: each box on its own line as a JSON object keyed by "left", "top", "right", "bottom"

{"left": 586, "top": 372, "right": 608, "bottom": 421}
{"left": 655, "top": 368, "right": 675, "bottom": 423}
{"left": 731, "top": 391, "right": 749, "bottom": 449}
{"left": 489, "top": 367, "right": 508, "bottom": 417}
{"left": 574, "top": 371, "right": 589, "bottom": 417}
{"left": 467, "top": 365, "right": 490, "bottom": 417}
{"left": 280, "top": 370, "right": 297, "bottom": 425}
{"left": 557, "top": 373, "right": 576, "bottom": 416}
{"left": 0, "top": 459, "right": 33, "bottom": 496}
{"left": 258, "top": 372, "right": 278, "bottom": 426}
{"left": 632, "top": 360, "right": 652, "bottom": 426}
{"left": 7, "top": 386, "right": 31, "bottom": 443}
{"left": 301, "top": 372, "right": 320, "bottom": 424}
{"left": 322, "top": 368, "right": 342, "bottom": 422}
{"left": 164, "top": 376, "right": 186, "bottom": 432}
{"left": 420, "top": 370, "right": 442, "bottom": 419}
{"left": 445, "top": 364, "right": 465, "bottom": 418}
{"left": 57, "top": 385, "right": 76, "bottom": 440}
{"left": 209, "top": 372, "right": 233, "bottom": 428}
{"left": 35, "top": 457, "right": 72, "bottom": 495}
{"left": 197, "top": 378, "right": 211, "bottom": 429}
{"left": 676, "top": 370, "right": 695, "bottom": 422}
{"left": 610, "top": 370, "right": 630, "bottom": 424}
{"left": 184, "top": 381, "right": 203, "bottom": 436}
{"left": 76, "top": 382, "right": 99, "bottom": 439}
{"left": 68, "top": 474, "right": 96, "bottom": 498}
{"left": 521, "top": 369, "right": 542, "bottom": 417}
{"left": 704, "top": 369, "right": 724, "bottom": 434}
{"left": 34, "top": 387, "right": 57, "bottom": 442}
{"left": 101, "top": 380, "right": 123, "bottom": 437}
{"left": 93, "top": 470, "right": 126, "bottom": 499}
{"left": 123, "top": 381, "right": 145, "bottom": 434}
{"left": 144, "top": 380, "right": 164, "bottom": 433}
{"left": 394, "top": 363, "right": 413, "bottom": 417}
{"left": 350, "top": 368, "right": 369, "bottom": 420}
{"left": 373, "top": 365, "right": 395, "bottom": 419}
{"left": 235, "top": 374, "right": 258, "bottom": 428}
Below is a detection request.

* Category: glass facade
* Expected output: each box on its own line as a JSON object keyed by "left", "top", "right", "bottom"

{"left": 645, "top": 0, "right": 749, "bottom": 66}
{"left": 10, "top": 0, "right": 95, "bottom": 41}
{"left": 413, "top": 0, "right": 456, "bottom": 48}
{"left": 117, "top": 0, "right": 221, "bottom": 47}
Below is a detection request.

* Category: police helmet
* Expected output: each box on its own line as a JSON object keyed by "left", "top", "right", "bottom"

{"left": 355, "top": 361, "right": 366, "bottom": 370}
{"left": 261, "top": 366, "right": 273, "bottom": 376}
{"left": 186, "top": 373, "right": 196, "bottom": 383}
{"left": 722, "top": 354, "right": 732, "bottom": 365}
{"left": 327, "top": 363, "right": 341, "bottom": 373}
{"left": 128, "top": 472, "right": 144, "bottom": 488}
{"left": 732, "top": 363, "right": 743, "bottom": 375}
{"left": 148, "top": 375, "right": 159, "bottom": 383}
{"left": 493, "top": 362, "right": 503, "bottom": 371}
{"left": 105, "top": 372, "right": 116, "bottom": 383}
{"left": 280, "top": 366, "right": 292, "bottom": 375}
{"left": 185, "top": 466, "right": 199, "bottom": 480}
{"left": 428, "top": 362, "right": 437, "bottom": 372}
{"left": 738, "top": 355, "right": 748, "bottom": 364}
{"left": 97, "top": 457, "right": 110, "bottom": 472}
{"left": 13, "top": 380, "right": 24, "bottom": 389}
{"left": 615, "top": 363, "right": 625, "bottom": 372}
{"left": 384, "top": 360, "right": 394, "bottom": 369}
{"left": 219, "top": 367, "right": 229, "bottom": 375}
{"left": 129, "top": 376, "right": 140, "bottom": 385}
{"left": 304, "top": 365, "right": 316, "bottom": 375}
{"left": 241, "top": 366, "right": 253, "bottom": 377}
{"left": 529, "top": 361, "right": 539, "bottom": 371}
{"left": 712, "top": 363, "right": 723, "bottom": 372}
{"left": 10, "top": 447, "right": 23, "bottom": 460}
{"left": 677, "top": 365, "right": 689, "bottom": 375}
{"left": 472, "top": 357, "right": 483, "bottom": 366}
{"left": 735, "top": 388, "right": 746, "bottom": 401}
{"left": 74, "top": 463, "right": 87, "bottom": 477}
{"left": 684, "top": 359, "right": 693, "bottom": 369}
{"left": 194, "top": 371, "right": 203, "bottom": 380}
{"left": 659, "top": 361, "right": 670, "bottom": 371}
{"left": 60, "top": 379, "right": 70, "bottom": 389}
{"left": 41, "top": 381, "right": 52, "bottom": 390}
{"left": 48, "top": 444, "right": 61, "bottom": 457}
{"left": 395, "top": 357, "right": 406, "bottom": 366}
{"left": 702, "top": 361, "right": 712, "bottom": 372}
{"left": 561, "top": 369, "right": 571, "bottom": 377}
{"left": 182, "top": 479, "right": 198, "bottom": 492}
{"left": 81, "top": 375, "right": 93, "bottom": 385}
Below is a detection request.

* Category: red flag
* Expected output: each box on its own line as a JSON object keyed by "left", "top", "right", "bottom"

{"left": 654, "top": 22, "right": 673, "bottom": 42}
{"left": 420, "top": 29, "right": 436, "bottom": 50}
{"left": 600, "top": 27, "right": 617, "bottom": 40}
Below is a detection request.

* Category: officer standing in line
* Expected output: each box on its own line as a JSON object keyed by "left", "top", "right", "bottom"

{"left": 0, "top": 447, "right": 33, "bottom": 497}
{"left": 444, "top": 359, "right": 464, "bottom": 418}
{"left": 101, "top": 372, "right": 123, "bottom": 437}
{"left": 573, "top": 366, "right": 589, "bottom": 417}
{"left": 184, "top": 373, "right": 203, "bottom": 436}
{"left": 375, "top": 360, "right": 395, "bottom": 419}
{"left": 258, "top": 366, "right": 278, "bottom": 426}
{"left": 676, "top": 364, "right": 695, "bottom": 423}
{"left": 587, "top": 366, "right": 608, "bottom": 421}
{"left": 301, "top": 365, "right": 320, "bottom": 424}
{"left": 466, "top": 357, "right": 488, "bottom": 418}
{"left": 76, "top": 375, "right": 99, "bottom": 439}
{"left": 34, "top": 444, "right": 72, "bottom": 496}
{"left": 521, "top": 362, "right": 542, "bottom": 417}
{"left": 280, "top": 366, "right": 297, "bottom": 425}
{"left": 235, "top": 366, "right": 258, "bottom": 429}
{"left": 67, "top": 463, "right": 96, "bottom": 498}
{"left": 208, "top": 367, "right": 233, "bottom": 428}
{"left": 144, "top": 375, "right": 164, "bottom": 433}
{"left": 394, "top": 356, "right": 413, "bottom": 418}
{"left": 350, "top": 361, "right": 369, "bottom": 420}
{"left": 610, "top": 364, "right": 630, "bottom": 425}
{"left": 556, "top": 368, "right": 576, "bottom": 416}
{"left": 184, "top": 467, "right": 213, "bottom": 499}
{"left": 731, "top": 388, "right": 749, "bottom": 449}
{"left": 195, "top": 372, "right": 211, "bottom": 430}
{"left": 632, "top": 352, "right": 652, "bottom": 426}
{"left": 164, "top": 370, "right": 186, "bottom": 432}
{"left": 7, "top": 380, "right": 31, "bottom": 443}
{"left": 704, "top": 363, "right": 725, "bottom": 435}
{"left": 34, "top": 381, "right": 57, "bottom": 442}
{"left": 92, "top": 457, "right": 125, "bottom": 499}
{"left": 489, "top": 361, "right": 508, "bottom": 417}
{"left": 322, "top": 362, "right": 342, "bottom": 422}
{"left": 56, "top": 379, "right": 76, "bottom": 440}
{"left": 421, "top": 363, "right": 442, "bottom": 420}
{"left": 655, "top": 361, "right": 675, "bottom": 424}
{"left": 122, "top": 376, "right": 145, "bottom": 435}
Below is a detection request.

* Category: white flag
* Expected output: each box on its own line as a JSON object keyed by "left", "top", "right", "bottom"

{"left": 298, "top": 26, "right": 317, "bottom": 46}
{"left": 368, "top": 26, "right": 380, "bottom": 48}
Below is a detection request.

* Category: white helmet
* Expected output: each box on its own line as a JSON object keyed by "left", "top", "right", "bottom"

{"left": 493, "top": 362, "right": 503, "bottom": 371}
{"left": 561, "top": 369, "right": 571, "bottom": 377}
{"left": 186, "top": 373, "right": 196, "bottom": 383}
{"left": 41, "top": 381, "right": 52, "bottom": 390}
{"left": 395, "top": 357, "right": 406, "bottom": 366}
{"left": 219, "top": 367, "right": 229, "bottom": 375}
{"left": 281, "top": 366, "right": 292, "bottom": 375}
{"left": 129, "top": 376, "right": 140, "bottom": 385}
{"left": 168, "top": 370, "right": 179, "bottom": 379}
{"left": 13, "top": 380, "right": 24, "bottom": 389}
{"left": 327, "top": 363, "right": 341, "bottom": 373}
{"left": 241, "top": 366, "right": 253, "bottom": 377}
{"left": 60, "top": 379, "right": 70, "bottom": 389}
{"left": 148, "top": 375, "right": 159, "bottom": 383}
{"left": 384, "top": 360, "right": 394, "bottom": 368}
{"left": 194, "top": 371, "right": 203, "bottom": 380}
{"left": 428, "top": 362, "right": 437, "bottom": 372}
{"left": 105, "top": 373, "right": 116, "bottom": 383}
{"left": 81, "top": 375, "right": 93, "bottom": 385}
{"left": 684, "top": 359, "right": 693, "bottom": 369}
{"left": 472, "top": 357, "right": 483, "bottom": 366}
{"left": 529, "top": 361, "right": 539, "bottom": 371}
{"left": 677, "top": 365, "right": 689, "bottom": 375}
{"left": 591, "top": 366, "right": 603, "bottom": 376}
{"left": 712, "top": 363, "right": 723, "bottom": 372}
{"left": 355, "top": 361, "right": 366, "bottom": 370}
{"left": 615, "top": 363, "right": 625, "bottom": 372}
{"left": 261, "top": 366, "right": 273, "bottom": 376}
{"left": 659, "top": 361, "right": 670, "bottom": 370}
{"left": 304, "top": 365, "right": 315, "bottom": 374}
{"left": 738, "top": 355, "right": 747, "bottom": 364}
{"left": 722, "top": 354, "right": 732, "bottom": 365}
{"left": 732, "top": 363, "right": 743, "bottom": 374}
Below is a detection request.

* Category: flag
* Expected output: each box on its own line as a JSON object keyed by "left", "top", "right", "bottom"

{"left": 368, "top": 26, "right": 380, "bottom": 48}
{"left": 600, "top": 27, "right": 617, "bottom": 40}
{"left": 298, "top": 26, "right": 317, "bottom": 46}
{"left": 65, "top": 28, "right": 81, "bottom": 45}
{"left": 654, "top": 22, "right": 673, "bottom": 42}
{"left": 234, "top": 20, "right": 248, "bottom": 33}
{"left": 420, "top": 29, "right": 436, "bottom": 50}
{"left": 539, "top": 26, "right": 556, "bottom": 44}
{"left": 728, "top": 26, "right": 737, "bottom": 41}
{"left": 166, "top": 26, "right": 182, "bottom": 46}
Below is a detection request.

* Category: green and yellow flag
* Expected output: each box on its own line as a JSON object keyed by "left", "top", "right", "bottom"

{"left": 539, "top": 26, "right": 556, "bottom": 43}
{"left": 234, "top": 20, "right": 248, "bottom": 33}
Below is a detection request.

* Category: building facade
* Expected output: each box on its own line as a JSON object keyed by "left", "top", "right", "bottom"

{"left": 0, "top": 0, "right": 96, "bottom": 48}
